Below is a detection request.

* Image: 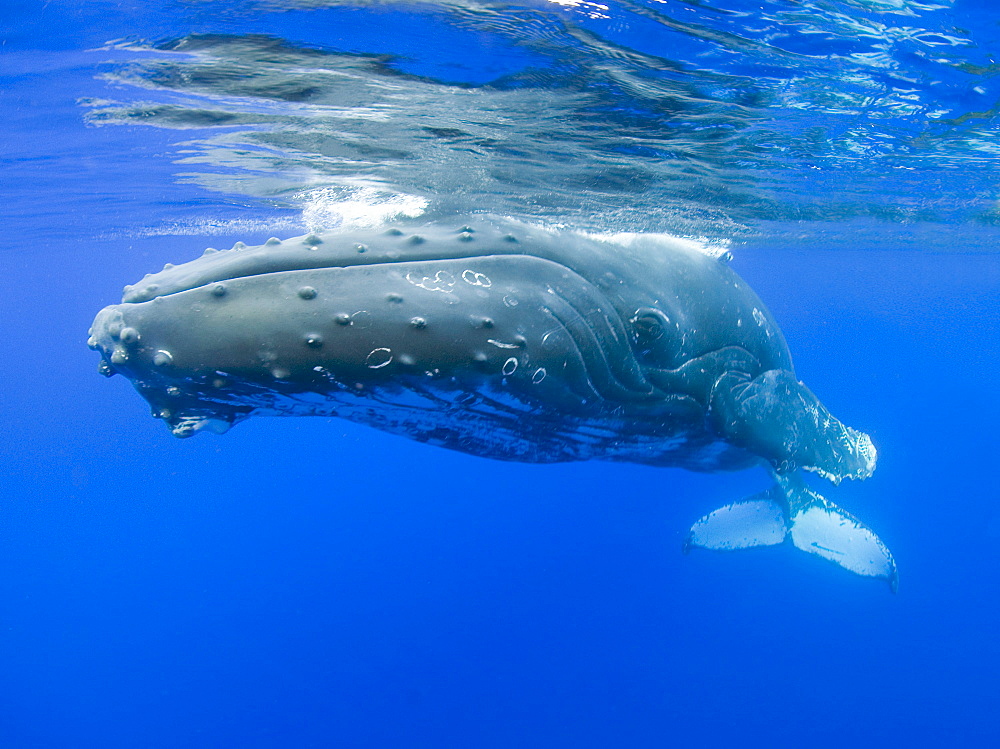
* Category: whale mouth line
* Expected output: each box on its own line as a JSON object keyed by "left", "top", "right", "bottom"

{"left": 184, "top": 251, "right": 510, "bottom": 287}
{"left": 122, "top": 247, "right": 532, "bottom": 304}
{"left": 122, "top": 222, "right": 531, "bottom": 303}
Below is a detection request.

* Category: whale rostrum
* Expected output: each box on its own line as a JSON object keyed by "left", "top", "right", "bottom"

{"left": 89, "top": 217, "right": 896, "bottom": 590}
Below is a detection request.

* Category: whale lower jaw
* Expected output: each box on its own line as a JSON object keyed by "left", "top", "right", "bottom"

{"left": 155, "top": 372, "right": 744, "bottom": 471}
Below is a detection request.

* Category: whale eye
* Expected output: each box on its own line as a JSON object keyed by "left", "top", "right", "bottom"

{"left": 630, "top": 307, "right": 674, "bottom": 363}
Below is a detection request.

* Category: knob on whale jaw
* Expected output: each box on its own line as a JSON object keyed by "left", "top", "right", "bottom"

{"left": 89, "top": 218, "right": 897, "bottom": 589}
{"left": 88, "top": 306, "right": 249, "bottom": 437}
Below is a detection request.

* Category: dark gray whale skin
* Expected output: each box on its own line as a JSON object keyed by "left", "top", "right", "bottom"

{"left": 89, "top": 216, "right": 894, "bottom": 587}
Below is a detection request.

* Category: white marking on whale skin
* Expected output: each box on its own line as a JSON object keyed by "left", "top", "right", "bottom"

{"left": 351, "top": 310, "right": 374, "bottom": 329}
{"left": 312, "top": 365, "right": 349, "bottom": 389}
{"left": 752, "top": 307, "right": 770, "bottom": 337}
{"left": 488, "top": 339, "right": 521, "bottom": 350}
{"left": 366, "top": 348, "right": 393, "bottom": 369}
{"left": 539, "top": 328, "right": 568, "bottom": 351}
{"left": 461, "top": 270, "right": 492, "bottom": 287}
{"left": 406, "top": 270, "right": 455, "bottom": 293}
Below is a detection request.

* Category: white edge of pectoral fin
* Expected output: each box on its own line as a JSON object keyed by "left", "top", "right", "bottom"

{"left": 789, "top": 505, "right": 898, "bottom": 592}
{"left": 685, "top": 495, "right": 788, "bottom": 553}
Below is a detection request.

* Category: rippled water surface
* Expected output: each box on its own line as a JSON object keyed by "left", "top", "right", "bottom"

{"left": 1, "top": 2, "right": 999, "bottom": 747}
{"left": 8, "top": 0, "right": 1000, "bottom": 246}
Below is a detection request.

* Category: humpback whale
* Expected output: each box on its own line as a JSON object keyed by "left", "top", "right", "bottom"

{"left": 88, "top": 217, "right": 896, "bottom": 589}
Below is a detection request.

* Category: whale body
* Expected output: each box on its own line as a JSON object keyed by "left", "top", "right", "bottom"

{"left": 89, "top": 217, "right": 897, "bottom": 589}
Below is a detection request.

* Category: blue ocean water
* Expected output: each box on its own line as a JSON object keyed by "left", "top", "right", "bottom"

{"left": 1, "top": 1, "right": 999, "bottom": 746}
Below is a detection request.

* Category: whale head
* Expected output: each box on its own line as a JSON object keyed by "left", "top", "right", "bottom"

{"left": 87, "top": 220, "right": 671, "bottom": 444}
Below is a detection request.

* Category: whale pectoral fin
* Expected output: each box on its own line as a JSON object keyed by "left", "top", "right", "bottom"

{"left": 788, "top": 504, "right": 898, "bottom": 591}
{"left": 686, "top": 475, "right": 898, "bottom": 591}
{"left": 778, "top": 474, "right": 898, "bottom": 592}
{"left": 684, "top": 489, "right": 788, "bottom": 552}
{"left": 709, "top": 369, "right": 877, "bottom": 483}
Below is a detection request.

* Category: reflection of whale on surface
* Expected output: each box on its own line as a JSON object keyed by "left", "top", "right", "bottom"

{"left": 89, "top": 217, "right": 896, "bottom": 589}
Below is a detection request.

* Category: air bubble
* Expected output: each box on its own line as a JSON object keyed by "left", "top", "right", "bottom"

{"left": 502, "top": 357, "right": 518, "bottom": 375}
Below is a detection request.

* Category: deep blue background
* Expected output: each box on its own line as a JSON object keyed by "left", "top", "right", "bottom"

{"left": 2, "top": 2, "right": 999, "bottom": 747}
